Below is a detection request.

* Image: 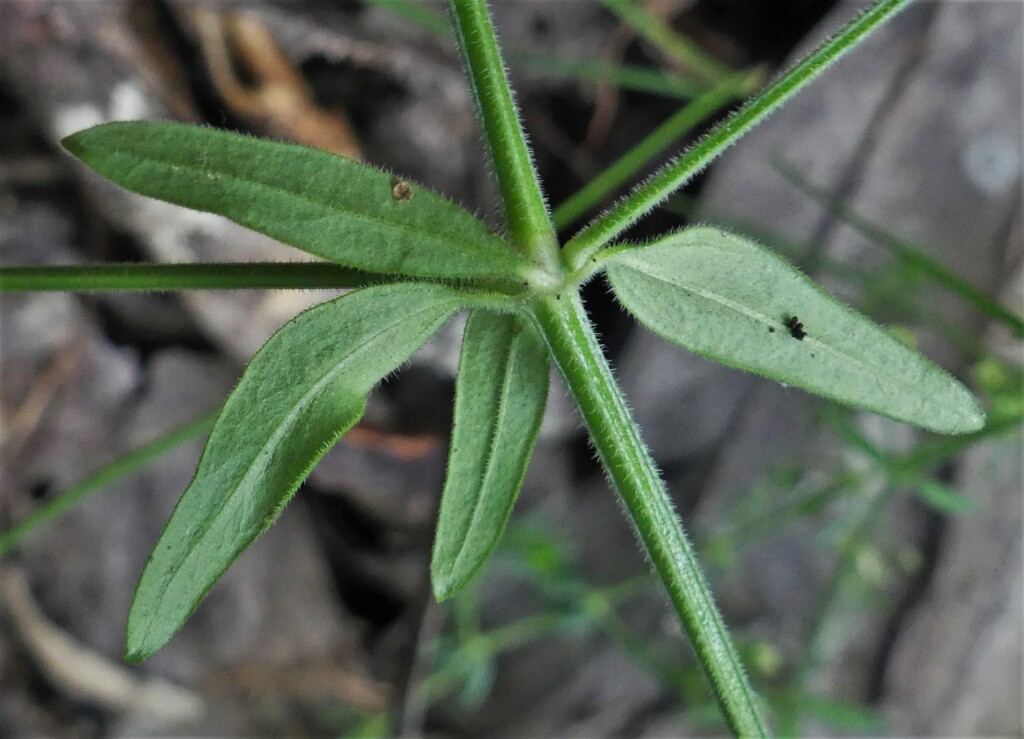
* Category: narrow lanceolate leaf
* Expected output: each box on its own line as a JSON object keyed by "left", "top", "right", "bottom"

{"left": 431, "top": 311, "right": 549, "bottom": 600}
{"left": 62, "top": 122, "right": 532, "bottom": 283}
{"left": 606, "top": 227, "right": 985, "bottom": 434}
{"left": 127, "top": 284, "right": 464, "bottom": 662}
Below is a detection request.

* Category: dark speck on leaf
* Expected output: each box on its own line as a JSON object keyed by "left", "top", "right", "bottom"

{"left": 786, "top": 315, "right": 806, "bottom": 340}
{"left": 391, "top": 179, "right": 412, "bottom": 202}
{"left": 768, "top": 326, "right": 775, "bottom": 333}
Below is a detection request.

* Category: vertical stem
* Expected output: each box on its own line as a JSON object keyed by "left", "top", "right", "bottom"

{"left": 532, "top": 293, "right": 768, "bottom": 737}
{"left": 448, "top": 0, "right": 558, "bottom": 267}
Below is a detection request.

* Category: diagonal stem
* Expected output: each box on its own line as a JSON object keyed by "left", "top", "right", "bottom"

{"left": 563, "top": 0, "right": 912, "bottom": 271}
{"left": 552, "top": 81, "right": 741, "bottom": 230}
{"left": 532, "top": 292, "right": 768, "bottom": 737}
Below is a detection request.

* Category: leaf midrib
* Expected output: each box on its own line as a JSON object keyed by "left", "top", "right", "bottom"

{"left": 449, "top": 326, "right": 520, "bottom": 580}
{"left": 618, "top": 259, "right": 941, "bottom": 408}
{"left": 120, "top": 148, "right": 522, "bottom": 274}
{"left": 135, "top": 297, "right": 459, "bottom": 640}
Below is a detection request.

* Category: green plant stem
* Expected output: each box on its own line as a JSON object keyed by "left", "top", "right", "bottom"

{"left": 0, "top": 262, "right": 378, "bottom": 292}
{"left": 531, "top": 292, "right": 767, "bottom": 737}
{"left": 448, "top": 0, "right": 558, "bottom": 266}
{"left": 362, "top": 0, "right": 707, "bottom": 101}
{"left": 360, "top": 1, "right": 708, "bottom": 100}
{"left": 552, "top": 82, "right": 739, "bottom": 230}
{"left": 0, "top": 411, "right": 217, "bottom": 557}
{"left": 563, "top": 0, "right": 912, "bottom": 271}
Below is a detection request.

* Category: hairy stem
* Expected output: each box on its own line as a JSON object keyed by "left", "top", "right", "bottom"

{"left": 448, "top": 0, "right": 558, "bottom": 267}
{"left": 553, "top": 81, "right": 740, "bottom": 230}
{"left": 563, "top": 0, "right": 912, "bottom": 271}
{"left": 0, "top": 262, "right": 378, "bottom": 292}
{"left": 532, "top": 293, "right": 767, "bottom": 737}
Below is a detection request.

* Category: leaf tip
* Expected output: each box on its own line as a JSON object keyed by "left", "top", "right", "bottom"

{"left": 124, "top": 594, "right": 176, "bottom": 664}
{"left": 123, "top": 616, "right": 180, "bottom": 664}
{"left": 430, "top": 550, "right": 484, "bottom": 602}
{"left": 123, "top": 646, "right": 147, "bottom": 665}
{"left": 431, "top": 583, "right": 455, "bottom": 603}
{"left": 429, "top": 563, "right": 458, "bottom": 602}
{"left": 59, "top": 131, "right": 87, "bottom": 159}
{"left": 956, "top": 402, "right": 987, "bottom": 435}
{"left": 931, "top": 387, "right": 986, "bottom": 435}
{"left": 60, "top": 123, "right": 113, "bottom": 165}
{"left": 123, "top": 628, "right": 158, "bottom": 664}
{"left": 61, "top": 121, "right": 139, "bottom": 165}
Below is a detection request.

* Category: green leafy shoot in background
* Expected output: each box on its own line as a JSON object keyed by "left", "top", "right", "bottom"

{"left": 0, "top": 0, "right": 987, "bottom": 734}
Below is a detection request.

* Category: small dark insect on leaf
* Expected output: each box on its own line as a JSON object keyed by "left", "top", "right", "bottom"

{"left": 391, "top": 179, "right": 413, "bottom": 202}
{"left": 786, "top": 315, "right": 806, "bottom": 340}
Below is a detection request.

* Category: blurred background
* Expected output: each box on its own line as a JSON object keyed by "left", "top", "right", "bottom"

{"left": 1, "top": 0, "right": 1020, "bottom": 735}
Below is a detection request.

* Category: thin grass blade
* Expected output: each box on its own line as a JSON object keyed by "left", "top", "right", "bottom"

{"left": 914, "top": 481, "right": 978, "bottom": 515}
{"left": 776, "top": 161, "right": 1024, "bottom": 338}
{"left": 600, "top": 0, "right": 739, "bottom": 86}
{"left": 0, "top": 412, "right": 216, "bottom": 558}
{"left": 552, "top": 82, "right": 738, "bottom": 230}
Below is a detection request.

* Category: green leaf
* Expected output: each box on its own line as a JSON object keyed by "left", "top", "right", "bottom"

{"left": 914, "top": 480, "right": 978, "bottom": 515}
{"left": 127, "top": 283, "right": 464, "bottom": 662}
{"left": 62, "top": 122, "right": 532, "bottom": 283}
{"left": 606, "top": 227, "right": 985, "bottom": 434}
{"left": 431, "top": 311, "right": 549, "bottom": 600}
